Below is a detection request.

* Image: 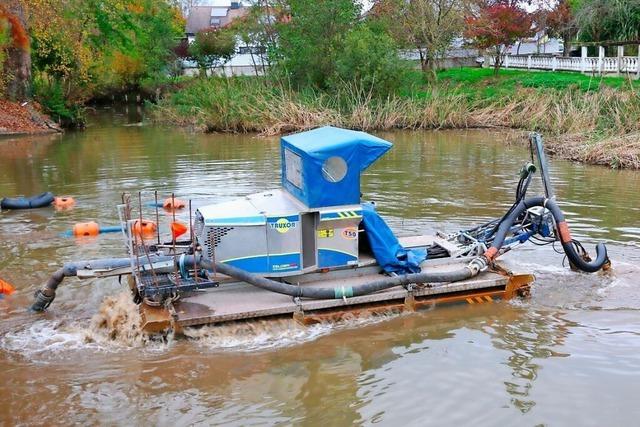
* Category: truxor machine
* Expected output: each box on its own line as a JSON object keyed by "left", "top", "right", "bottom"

{"left": 31, "top": 127, "right": 609, "bottom": 332}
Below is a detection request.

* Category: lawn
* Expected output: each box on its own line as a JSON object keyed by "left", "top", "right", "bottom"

{"left": 401, "top": 67, "right": 640, "bottom": 101}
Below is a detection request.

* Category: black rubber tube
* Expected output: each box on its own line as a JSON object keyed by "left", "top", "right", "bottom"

{"left": 31, "top": 254, "right": 485, "bottom": 310}
{"left": 1, "top": 192, "right": 55, "bottom": 210}
{"left": 30, "top": 257, "right": 141, "bottom": 312}
{"left": 191, "top": 257, "right": 485, "bottom": 299}
{"left": 485, "top": 196, "right": 608, "bottom": 273}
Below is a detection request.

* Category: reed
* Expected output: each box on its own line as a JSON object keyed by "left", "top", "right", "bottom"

{"left": 151, "top": 73, "right": 640, "bottom": 168}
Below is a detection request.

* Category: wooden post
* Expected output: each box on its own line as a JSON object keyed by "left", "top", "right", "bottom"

{"left": 581, "top": 46, "right": 587, "bottom": 73}
{"left": 618, "top": 45, "right": 625, "bottom": 74}
{"left": 598, "top": 46, "right": 605, "bottom": 75}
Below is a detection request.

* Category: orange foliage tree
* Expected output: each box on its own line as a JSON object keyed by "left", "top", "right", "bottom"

{"left": 0, "top": 2, "right": 31, "bottom": 100}
{"left": 465, "top": 2, "right": 533, "bottom": 74}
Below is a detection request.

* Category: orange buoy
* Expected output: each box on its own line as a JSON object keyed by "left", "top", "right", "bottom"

{"left": 72, "top": 221, "right": 100, "bottom": 237}
{"left": 133, "top": 219, "right": 157, "bottom": 239}
{"left": 53, "top": 196, "right": 75, "bottom": 210}
{"left": 0, "top": 278, "right": 15, "bottom": 295}
{"left": 170, "top": 221, "right": 188, "bottom": 240}
{"left": 163, "top": 197, "right": 186, "bottom": 210}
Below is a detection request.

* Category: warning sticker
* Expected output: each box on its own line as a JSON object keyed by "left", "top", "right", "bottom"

{"left": 317, "top": 229, "right": 334, "bottom": 238}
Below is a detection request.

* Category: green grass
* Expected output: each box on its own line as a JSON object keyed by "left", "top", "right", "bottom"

{"left": 434, "top": 67, "right": 639, "bottom": 94}
{"left": 395, "top": 67, "right": 639, "bottom": 105}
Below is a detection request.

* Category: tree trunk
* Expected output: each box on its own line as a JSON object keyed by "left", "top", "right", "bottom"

{"left": 426, "top": 53, "right": 438, "bottom": 82}
{"left": 562, "top": 30, "right": 574, "bottom": 57}
{"left": 418, "top": 49, "right": 428, "bottom": 73}
{"left": 493, "top": 47, "right": 503, "bottom": 75}
{"left": 2, "top": 2, "right": 31, "bottom": 101}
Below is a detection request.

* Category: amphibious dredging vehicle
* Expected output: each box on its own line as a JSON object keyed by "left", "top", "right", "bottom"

{"left": 31, "top": 127, "right": 609, "bottom": 332}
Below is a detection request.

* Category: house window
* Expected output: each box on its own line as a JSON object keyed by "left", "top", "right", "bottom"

{"left": 210, "top": 17, "right": 221, "bottom": 26}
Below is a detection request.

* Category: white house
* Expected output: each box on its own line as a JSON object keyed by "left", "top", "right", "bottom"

{"left": 184, "top": 1, "right": 267, "bottom": 76}
{"left": 506, "top": 33, "right": 564, "bottom": 56}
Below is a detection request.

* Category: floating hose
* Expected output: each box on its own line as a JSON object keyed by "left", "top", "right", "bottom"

{"left": 189, "top": 256, "right": 488, "bottom": 299}
{"left": 483, "top": 196, "right": 608, "bottom": 273}
{"left": 1, "top": 192, "right": 55, "bottom": 210}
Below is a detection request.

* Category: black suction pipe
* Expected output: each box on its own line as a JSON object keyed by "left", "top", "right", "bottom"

{"left": 188, "top": 256, "right": 487, "bottom": 299}
{"left": 484, "top": 196, "right": 608, "bottom": 273}
{"left": 30, "top": 257, "right": 160, "bottom": 312}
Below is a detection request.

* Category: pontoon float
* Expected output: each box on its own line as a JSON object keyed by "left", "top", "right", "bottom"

{"left": 30, "top": 127, "right": 610, "bottom": 332}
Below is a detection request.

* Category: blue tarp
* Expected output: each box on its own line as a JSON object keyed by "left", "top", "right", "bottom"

{"left": 361, "top": 203, "right": 427, "bottom": 274}
{"left": 281, "top": 126, "right": 392, "bottom": 208}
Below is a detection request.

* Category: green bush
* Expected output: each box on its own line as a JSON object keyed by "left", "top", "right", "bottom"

{"left": 331, "top": 25, "right": 408, "bottom": 98}
{"left": 33, "top": 77, "right": 85, "bottom": 128}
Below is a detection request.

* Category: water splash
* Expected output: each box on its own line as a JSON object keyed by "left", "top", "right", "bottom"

{"left": 1, "top": 289, "right": 402, "bottom": 359}
{"left": 85, "top": 291, "right": 151, "bottom": 347}
{"left": 0, "top": 292, "right": 166, "bottom": 360}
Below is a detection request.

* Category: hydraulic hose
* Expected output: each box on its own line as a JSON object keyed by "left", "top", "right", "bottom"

{"left": 483, "top": 196, "right": 608, "bottom": 273}
{"left": 188, "top": 256, "right": 488, "bottom": 299}
{"left": 31, "top": 254, "right": 487, "bottom": 311}
{"left": 30, "top": 257, "right": 159, "bottom": 312}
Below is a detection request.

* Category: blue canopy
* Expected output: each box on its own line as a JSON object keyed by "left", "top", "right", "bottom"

{"left": 281, "top": 126, "right": 392, "bottom": 208}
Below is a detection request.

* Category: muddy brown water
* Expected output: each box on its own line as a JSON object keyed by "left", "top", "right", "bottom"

{"left": 1, "top": 107, "right": 639, "bottom": 426}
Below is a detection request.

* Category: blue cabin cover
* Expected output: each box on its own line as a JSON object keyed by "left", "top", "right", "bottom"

{"left": 280, "top": 126, "right": 392, "bottom": 208}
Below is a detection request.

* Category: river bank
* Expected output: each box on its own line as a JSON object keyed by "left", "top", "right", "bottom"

{"left": 0, "top": 99, "right": 61, "bottom": 135}
{"left": 150, "top": 68, "right": 640, "bottom": 169}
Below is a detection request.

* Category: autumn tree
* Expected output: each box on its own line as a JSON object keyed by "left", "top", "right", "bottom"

{"left": 23, "top": 0, "right": 183, "bottom": 125}
{"left": 0, "top": 2, "right": 31, "bottom": 101}
{"left": 372, "top": 0, "right": 468, "bottom": 81}
{"left": 465, "top": 2, "right": 533, "bottom": 74}
{"left": 545, "top": 0, "right": 578, "bottom": 56}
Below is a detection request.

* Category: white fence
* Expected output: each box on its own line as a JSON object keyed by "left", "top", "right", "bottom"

{"left": 488, "top": 46, "right": 640, "bottom": 77}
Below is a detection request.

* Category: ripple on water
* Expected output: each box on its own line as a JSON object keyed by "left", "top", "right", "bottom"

{"left": 181, "top": 312, "right": 399, "bottom": 353}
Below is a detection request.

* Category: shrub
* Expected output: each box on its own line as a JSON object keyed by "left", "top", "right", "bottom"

{"left": 33, "top": 77, "right": 85, "bottom": 128}
{"left": 331, "top": 25, "right": 408, "bottom": 98}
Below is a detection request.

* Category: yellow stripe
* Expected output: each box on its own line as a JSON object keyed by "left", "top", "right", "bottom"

{"left": 349, "top": 211, "right": 356, "bottom": 217}
{"left": 466, "top": 298, "right": 475, "bottom": 304}
{"left": 475, "top": 296, "right": 484, "bottom": 304}
{"left": 338, "top": 212, "right": 346, "bottom": 218}
{"left": 484, "top": 295, "right": 493, "bottom": 302}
